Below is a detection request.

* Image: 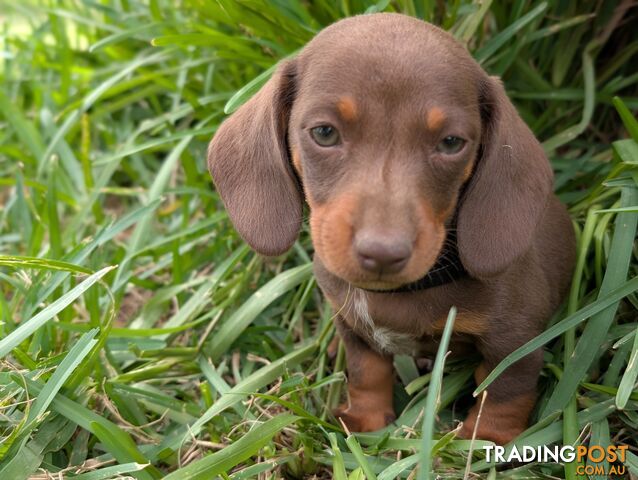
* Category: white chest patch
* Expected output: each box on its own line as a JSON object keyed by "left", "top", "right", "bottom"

{"left": 352, "top": 289, "right": 420, "bottom": 355}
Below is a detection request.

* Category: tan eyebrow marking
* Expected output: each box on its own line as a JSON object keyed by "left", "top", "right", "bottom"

{"left": 426, "top": 107, "right": 446, "bottom": 131}
{"left": 337, "top": 97, "right": 357, "bottom": 122}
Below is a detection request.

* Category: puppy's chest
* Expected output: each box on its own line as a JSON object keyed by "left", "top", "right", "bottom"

{"left": 349, "top": 289, "right": 429, "bottom": 356}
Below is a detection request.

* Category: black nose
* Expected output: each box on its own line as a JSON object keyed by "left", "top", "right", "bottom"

{"left": 354, "top": 232, "right": 412, "bottom": 274}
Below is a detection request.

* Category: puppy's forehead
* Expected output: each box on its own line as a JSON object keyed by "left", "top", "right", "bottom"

{"left": 296, "top": 14, "right": 482, "bottom": 108}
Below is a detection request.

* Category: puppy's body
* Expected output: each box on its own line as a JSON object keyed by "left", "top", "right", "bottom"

{"left": 208, "top": 14, "right": 575, "bottom": 444}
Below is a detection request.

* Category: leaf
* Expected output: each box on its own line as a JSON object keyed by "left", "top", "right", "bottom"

{"left": 0, "top": 266, "right": 115, "bottom": 358}
{"left": 39, "top": 50, "right": 168, "bottom": 173}
{"left": 418, "top": 306, "right": 457, "bottom": 480}
{"left": 12, "top": 376, "right": 158, "bottom": 480}
{"left": 539, "top": 186, "right": 638, "bottom": 417}
{"left": 616, "top": 325, "right": 638, "bottom": 409}
{"left": 0, "top": 255, "right": 92, "bottom": 274}
{"left": 163, "top": 415, "right": 298, "bottom": 480}
{"left": 328, "top": 433, "right": 348, "bottom": 480}
{"left": 475, "top": 275, "right": 638, "bottom": 397}
{"left": 153, "top": 342, "right": 317, "bottom": 455}
{"left": 474, "top": 3, "right": 547, "bottom": 63}
{"left": 613, "top": 96, "right": 638, "bottom": 142}
{"left": 208, "top": 263, "right": 313, "bottom": 360}
{"left": 69, "top": 462, "right": 150, "bottom": 480}
{"left": 26, "top": 329, "right": 98, "bottom": 425}
{"left": 223, "top": 62, "right": 277, "bottom": 114}
{"left": 345, "top": 434, "right": 377, "bottom": 480}
{"left": 0, "top": 90, "right": 46, "bottom": 161}
{"left": 223, "top": 50, "right": 300, "bottom": 114}
{"left": 0, "top": 415, "right": 75, "bottom": 479}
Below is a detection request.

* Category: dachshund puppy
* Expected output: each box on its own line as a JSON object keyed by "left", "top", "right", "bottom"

{"left": 208, "top": 13, "right": 575, "bottom": 445}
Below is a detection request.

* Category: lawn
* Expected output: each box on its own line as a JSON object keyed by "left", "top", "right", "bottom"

{"left": 0, "top": 1, "right": 637, "bottom": 479}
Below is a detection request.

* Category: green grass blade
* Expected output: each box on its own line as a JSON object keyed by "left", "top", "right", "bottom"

{"left": 542, "top": 41, "right": 596, "bottom": 152}
{"left": 540, "top": 186, "right": 638, "bottom": 417}
{"left": 154, "top": 341, "right": 317, "bottom": 454}
{"left": 418, "top": 306, "right": 457, "bottom": 480}
{"left": 0, "top": 415, "right": 75, "bottom": 480}
{"left": 223, "top": 51, "right": 304, "bottom": 114}
{"left": 39, "top": 50, "right": 168, "bottom": 174}
{"left": 474, "top": 3, "right": 547, "bottom": 63}
{"left": 0, "top": 89, "right": 46, "bottom": 161}
{"left": 0, "top": 266, "right": 115, "bottom": 358}
{"left": 475, "top": 275, "right": 638, "bottom": 396}
{"left": 112, "top": 136, "right": 192, "bottom": 291}
{"left": 164, "top": 414, "right": 299, "bottom": 480}
{"left": 328, "top": 433, "right": 348, "bottom": 480}
{"left": 616, "top": 325, "right": 638, "bottom": 409}
{"left": 612, "top": 96, "right": 638, "bottom": 142}
{"left": 26, "top": 329, "right": 98, "bottom": 425}
{"left": 208, "top": 263, "right": 313, "bottom": 360}
{"left": 0, "top": 255, "right": 92, "bottom": 274}
{"left": 158, "top": 244, "right": 250, "bottom": 337}
{"left": 223, "top": 62, "right": 278, "bottom": 114}
{"left": 69, "top": 462, "right": 150, "bottom": 480}
{"left": 345, "top": 434, "right": 378, "bottom": 480}
{"left": 13, "top": 376, "right": 159, "bottom": 480}
{"left": 378, "top": 454, "right": 418, "bottom": 480}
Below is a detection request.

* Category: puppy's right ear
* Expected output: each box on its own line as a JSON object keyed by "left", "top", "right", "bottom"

{"left": 208, "top": 61, "right": 302, "bottom": 256}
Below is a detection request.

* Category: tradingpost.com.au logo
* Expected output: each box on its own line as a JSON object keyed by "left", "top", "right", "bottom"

{"left": 483, "top": 444, "right": 629, "bottom": 476}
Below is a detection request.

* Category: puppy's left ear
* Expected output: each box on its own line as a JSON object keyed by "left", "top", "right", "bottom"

{"left": 458, "top": 76, "right": 554, "bottom": 278}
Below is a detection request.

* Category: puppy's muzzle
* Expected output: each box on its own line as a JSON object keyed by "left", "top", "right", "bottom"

{"left": 354, "top": 230, "right": 413, "bottom": 275}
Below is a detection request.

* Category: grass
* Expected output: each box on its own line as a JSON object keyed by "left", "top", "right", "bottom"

{"left": 0, "top": 0, "right": 637, "bottom": 478}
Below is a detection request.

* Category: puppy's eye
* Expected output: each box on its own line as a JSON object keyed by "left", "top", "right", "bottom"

{"left": 311, "top": 125, "right": 340, "bottom": 147}
{"left": 436, "top": 136, "right": 466, "bottom": 155}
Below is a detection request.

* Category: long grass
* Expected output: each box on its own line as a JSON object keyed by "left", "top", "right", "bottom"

{"left": 1, "top": 1, "right": 637, "bottom": 478}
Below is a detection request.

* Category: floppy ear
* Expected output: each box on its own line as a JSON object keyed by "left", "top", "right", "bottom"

{"left": 458, "top": 76, "right": 554, "bottom": 278}
{"left": 208, "top": 61, "right": 302, "bottom": 256}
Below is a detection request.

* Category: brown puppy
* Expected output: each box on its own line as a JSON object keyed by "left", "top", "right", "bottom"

{"left": 208, "top": 13, "right": 576, "bottom": 445}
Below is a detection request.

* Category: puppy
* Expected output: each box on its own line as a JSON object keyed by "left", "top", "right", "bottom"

{"left": 208, "top": 13, "right": 575, "bottom": 445}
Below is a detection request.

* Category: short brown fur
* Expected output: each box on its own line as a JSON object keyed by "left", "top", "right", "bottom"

{"left": 433, "top": 312, "right": 488, "bottom": 336}
{"left": 208, "top": 13, "right": 576, "bottom": 445}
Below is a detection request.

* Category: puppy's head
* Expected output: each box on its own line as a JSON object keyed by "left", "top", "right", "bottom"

{"left": 209, "top": 13, "right": 553, "bottom": 289}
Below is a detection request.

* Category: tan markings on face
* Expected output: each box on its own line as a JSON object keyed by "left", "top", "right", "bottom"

{"left": 337, "top": 97, "right": 357, "bottom": 122}
{"left": 406, "top": 198, "right": 446, "bottom": 281}
{"left": 292, "top": 147, "right": 303, "bottom": 175}
{"left": 426, "top": 107, "right": 446, "bottom": 131}
{"left": 462, "top": 158, "right": 475, "bottom": 182}
{"left": 433, "top": 311, "right": 488, "bottom": 336}
{"left": 436, "top": 202, "right": 456, "bottom": 225}
{"left": 310, "top": 193, "right": 358, "bottom": 281}
{"left": 310, "top": 192, "right": 446, "bottom": 288}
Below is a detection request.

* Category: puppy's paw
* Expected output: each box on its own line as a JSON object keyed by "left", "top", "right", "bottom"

{"left": 333, "top": 404, "right": 395, "bottom": 432}
{"left": 457, "top": 415, "right": 524, "bottom": 445}
{"left": 457, "top": 399, "right": 531, "bottom": 445}
{"left": 455, "top": 391, "right": 535, "bottom": 445}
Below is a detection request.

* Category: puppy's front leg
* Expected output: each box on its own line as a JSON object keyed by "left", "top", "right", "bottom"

{"left": 333, "top": 319, "right": 396, "bottom": 432}
{"left": 459, "top": 345, "right": 542, "bottom": 445}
